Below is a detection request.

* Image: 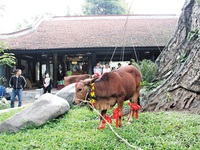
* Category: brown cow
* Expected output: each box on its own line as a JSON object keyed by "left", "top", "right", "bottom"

{"left": 73, "top": 65, "right": 141, "bottom": 129}
{"left": 64, "top": 74, "right": 91, "bottom": 87}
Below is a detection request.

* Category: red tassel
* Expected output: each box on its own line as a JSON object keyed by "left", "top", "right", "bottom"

{"left": 99, "top": 115, "right": 112, "bottom": 129}
{"left": 94, "top": 73, "right": 101, "bottom": 78}
{"left": 112, "top": 108, "right": 123, "bottom": 127}
{"left": 92, "top": 102, "right": 96, "bottom": 106}
{"left": 128, "top": 102, "right": 140, "bottom": 119}
{"left": 102, "top": 115, "right": 112, "bottom": 124}
{"left": 99, "top": 124, "right": 105, "bottom": 129}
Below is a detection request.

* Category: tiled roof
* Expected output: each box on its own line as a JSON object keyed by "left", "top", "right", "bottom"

{"left": 0, "top": 15, "right": 178, "bottom": 50}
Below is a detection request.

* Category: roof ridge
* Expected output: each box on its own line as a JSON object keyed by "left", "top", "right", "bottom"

{"left": 49, "top": 14, "right": 178, "bottom": 21}
{"left": 0, "top": 16, "right": 44, "bottom": 39}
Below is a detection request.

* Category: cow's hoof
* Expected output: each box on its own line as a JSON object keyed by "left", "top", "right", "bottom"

{"left": 118, "top": 124, "right": 123, "bottom": 128}
{"left": 127, "top": 121, "right": 132, "bottom": 124}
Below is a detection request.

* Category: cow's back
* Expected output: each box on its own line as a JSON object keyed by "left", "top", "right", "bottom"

{"left": 115, "top": 65, "right": 141, "bottom": 88}
{"left": 115, "top": 65, "right": 141, "bottom": 98}
{"left": 95, "top": 65, "right": 141, "bottom": 99}
{"left": 64, "top": 74, "right": 90, "bottom": 86}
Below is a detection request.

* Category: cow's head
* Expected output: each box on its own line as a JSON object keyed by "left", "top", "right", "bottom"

{"left": 73, "top": 76, "right": 98, "bottom": 104}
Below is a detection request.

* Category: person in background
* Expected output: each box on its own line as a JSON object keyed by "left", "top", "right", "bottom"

{"left": 128, "top": 59, "right": 133, "bottom": 65}
{"left": 111, "top": 66, "right": 116, "bottom": 71}
{"left": 9, "top": 69, "right": 27, "bottom": 108}
{"left": 117, "top": 63, "right": 122, "bottom": 69}
{"left": 93, "top": 62, "right": 102, "bottom": 76}
{"left": 43, "top": 73, "right": 52, "bottom": 94}
{"left": 103, "top": 63, "right": 111, "bottom": 74}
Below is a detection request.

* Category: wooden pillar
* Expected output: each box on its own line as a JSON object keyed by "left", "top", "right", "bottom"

{"left": 66, "top": 59, "right": 70, "bottom": 71}
{"left": 91, "top": 52, "right": 97, "bottom": 74}
{"left": 87, "top": 53, "right": 93, "bottom": 75}
{"left": 62, "top": 55, "right": 66, "bottom": 76}
{"left": 17, "top": 59, "right": 21, "bottom": 69}
{"left": 5, "top": 66, "right": 10, "bottom": 87}
{"left": 39, "top": 61, "right": 42, "bottom": 85}
{"left": 53, "top": 53, "right": 58, "bottom": 88}
{"left": 32, "top": 62, "right": 36, "bottom": 83}
{"left": 152, "top": 52, "right": 155, "bottom": 62}
{"left": 46, "top": 55, "right": 50, "bottom": 74}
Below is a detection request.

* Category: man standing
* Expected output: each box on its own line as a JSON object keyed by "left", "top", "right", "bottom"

{"left": 9, "top": 69, "right": 27, "bottom": 108}
{"left": 93, "top": 62, "right": 102, "bottom": 76}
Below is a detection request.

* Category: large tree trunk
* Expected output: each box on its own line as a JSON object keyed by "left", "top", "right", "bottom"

{"left": 142, "top": 0, "right": 200, "bottom": 114}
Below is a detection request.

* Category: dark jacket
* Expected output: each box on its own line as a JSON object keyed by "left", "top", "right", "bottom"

{"left": 9, "top": 75, "right": 27, "bottom": 89}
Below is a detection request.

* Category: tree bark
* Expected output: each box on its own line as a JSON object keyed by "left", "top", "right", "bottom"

{"left": 142, "top": 0, "right": 200, "bottom": 114}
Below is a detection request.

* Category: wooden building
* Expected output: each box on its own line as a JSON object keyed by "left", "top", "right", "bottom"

{"left": 0, "top": 15, "right": 178, "bottom": 88}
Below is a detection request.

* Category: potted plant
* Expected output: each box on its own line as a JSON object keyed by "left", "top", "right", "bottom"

{"left": 66, "top": 70, "right": 72, "bottom": 76}
{"left": 57, "top": 80, "right": 64, "bottom": 90}
{"left": 0, "top": 42, "right": 16, "bottom": 97}
{"left": 0, "top": 41, "right": 16, "bottom": 67}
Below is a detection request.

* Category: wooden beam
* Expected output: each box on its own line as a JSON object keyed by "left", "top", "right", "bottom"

{"left": 62, "top": 55, "right": 66, "bottom": 76}
{"left": 53, "top": 53, "right": 58, "bottom": 88}
{"left": 46, "top": 55, "right": 50, "bottom": 74}
{"left": 87, "top": 53, "right": 92, "bottom": 75}
{"left": 39, "top": 61, "right": 42, "bottom": 86}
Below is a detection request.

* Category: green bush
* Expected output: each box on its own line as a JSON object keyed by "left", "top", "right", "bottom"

{"left": 0, "top": 103, "right": 10, "bottom": 110}
{"left": 66, "top": 70, "right": 72, "bottom": 76}
{"left": 140, "top": 59, "right": 157, "bottom": 82}
{"left": 131, "top": 59, "right": 158, "bottom": 95}
{"left": 0, "top": 41, "right": 16, "bottom": 67}
{"left": 130, "top": 59, "right": 140, "bottom": 70}
{"left": 131, "top": 59, "right": 157, "bottom": 83}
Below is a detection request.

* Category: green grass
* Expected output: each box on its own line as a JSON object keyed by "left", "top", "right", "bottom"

{"left": 0, "top": 103, "right": 10, "bottom": 110}
{"left": 0, "top": 106, "right": 200, "bottom": 150}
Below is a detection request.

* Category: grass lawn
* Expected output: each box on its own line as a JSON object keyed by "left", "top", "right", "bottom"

{"left": 0, "top": 106, "right": 199, "bottom": 150}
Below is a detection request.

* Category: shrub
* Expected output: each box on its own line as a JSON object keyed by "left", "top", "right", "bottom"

{"left": 130, "top": 59, "right": 140, "bottom": 70}
{"left": 131, "top": 59, "right": 157, "bottom": 83}
{"left": 140, "top": 59, "right": 157, "bottom": 82}
{"left": 0, "top": 41, "right": 16, "bottom": 67}
{"left": 0, "top": 103, "right": 10, "bottom": 110}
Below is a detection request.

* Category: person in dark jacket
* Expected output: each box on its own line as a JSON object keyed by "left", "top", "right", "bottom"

{"left": 9, "top": 69, "right": 27, "bottom": 108}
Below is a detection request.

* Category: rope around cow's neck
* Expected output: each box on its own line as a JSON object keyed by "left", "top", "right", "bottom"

{"left": 76, "top": 99, "right": 143, "bottom": 150}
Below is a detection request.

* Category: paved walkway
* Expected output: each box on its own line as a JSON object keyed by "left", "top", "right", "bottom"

{"left": 22, "top": 88, "right": 59, "bottom": 101}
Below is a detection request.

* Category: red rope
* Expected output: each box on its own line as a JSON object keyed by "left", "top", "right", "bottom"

{"left": 112, "top": 108, "right": 123, "bottom": 127}
{"left": 128, "top": 102, "right": 140, "bottom": 119}
{"left": 99, "top": 115, "right": 112, "bottom": 129}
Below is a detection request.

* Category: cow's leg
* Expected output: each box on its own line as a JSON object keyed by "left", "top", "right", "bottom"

{"left": 128, "top": 90, "right": 140, "bottom": 123}
{"left": 117, "top": 98, "right": 124, "bottom": 127}
{"left": 98, "top": 109, "right": 107, "bottom": 129}
{"left": 128, "top": 98, "right": 133, "bottom": 124}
